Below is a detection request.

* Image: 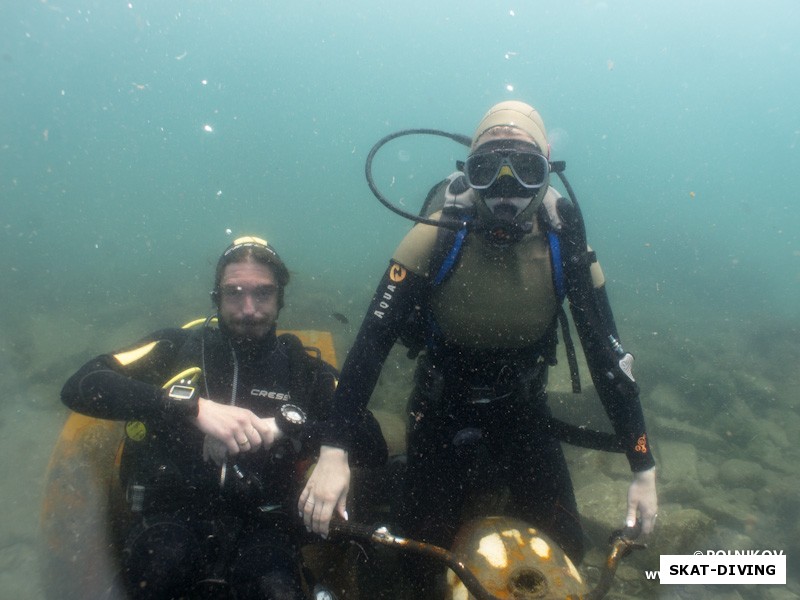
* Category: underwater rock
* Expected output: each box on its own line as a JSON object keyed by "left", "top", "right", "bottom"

{"left": 647, "top": 383, "right": 693, "bottom": 420}
{"left": 661, "top": 477, "right": 706, "bottom": 505}
{"left": 763, "top": 586, "right": 800, "bottom": 600}
{"left": 656, "top": 440, "right": 698, "bottom": 483}
{"left": 718, "top": 458, "right": 767, "bottom": 488}
{"left": 585, "top": 448, "right": 632, "bottom": 482}
{"left": 697, "top": 457, "right": 720, "bottom": 486}
{"left": 698, "top": 492, "right": 757, "bottom": 529}
{"left": 653, "top": 416, "right": 725, "bottom": 448}
{"left": 649, "top": 506, "right": 715, "bottom": 556}
{"left": 575, "top": 477, "right": 626, "bottom": 542}
{"left": 754, "top": 478, "right": 800, "bottom": 521}
{"left": 730, "top": 369, "right": 779, "bottom": 408}
{"left": 710, "top": 397, "right": 759, "bottom": 446}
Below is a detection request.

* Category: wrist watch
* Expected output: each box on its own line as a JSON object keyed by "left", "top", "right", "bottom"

{"left": 276, "top": 403, "right": 307, "bottom": 436}
{"left": 163, "top": 382, "right": 200, "bottom": 417}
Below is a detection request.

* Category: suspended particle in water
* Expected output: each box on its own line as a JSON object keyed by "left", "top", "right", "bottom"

{"left": 506, "top": 84, "right": 514, "bottom": 92}
{"left": 509, "top": 10, "right": 515, "bottom": 17}
{"left": 216, "top": 190, "right": 223, "bottom": 197}
{"left": 203, "top": 124, "right": 214, "bottom": 133}
{"left": 225, "top": 228, "right": 232, "bottom": 235}
{"left": 547, "top": 127, "right": 569, "bottom": 154}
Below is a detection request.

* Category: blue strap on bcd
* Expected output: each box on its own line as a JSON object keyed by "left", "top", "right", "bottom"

{"left": 548, "top": 230, "right": 566, "bottom": 304}
{"left": 433, "top": 220, "right": 470, "bottom": 286}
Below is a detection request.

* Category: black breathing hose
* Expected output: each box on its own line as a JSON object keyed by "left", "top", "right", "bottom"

{"left": 364, "top": 128, "right": 471, "bottom": 230}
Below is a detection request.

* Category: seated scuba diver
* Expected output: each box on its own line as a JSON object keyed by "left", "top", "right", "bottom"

{"left": 299, "top": 101, "right": 658, "bottom": 597}
{"left": 61, "top": 236, "right": 387, "bottom": 600}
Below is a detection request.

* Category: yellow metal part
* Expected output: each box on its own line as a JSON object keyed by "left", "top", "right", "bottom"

{"left": 279, "top": 329, "right": 338, "bottom": 368}
{"left": 40, "top": 413, "right": 127, "bottom": 599}
{"left": 446, "top": 517, "right": 586, "bottom": 600}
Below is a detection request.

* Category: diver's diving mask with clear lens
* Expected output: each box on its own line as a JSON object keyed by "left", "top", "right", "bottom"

{"left": 464, "top": 150, "right": 550, "bottom": 190}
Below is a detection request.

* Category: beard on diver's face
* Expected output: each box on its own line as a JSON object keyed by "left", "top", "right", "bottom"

{"left": 224, "top": 316, "right": 274, "bottom": 341}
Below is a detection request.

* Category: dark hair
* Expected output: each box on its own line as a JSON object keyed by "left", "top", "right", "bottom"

{"left": 211, "top": 237, "right": 290, "bottom": 309}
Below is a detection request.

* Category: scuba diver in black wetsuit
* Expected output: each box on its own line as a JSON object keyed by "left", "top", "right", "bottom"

{"left": 61, "top": 236, "right": 387, "bottom": 600}
{"left": 299, "top": 102, "right": 658, "bottom": 597}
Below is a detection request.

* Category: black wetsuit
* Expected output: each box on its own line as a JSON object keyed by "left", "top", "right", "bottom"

{"left": 62, "top": 322, "right": 386, "bottom": 600}
{"left": 318, "top": 196, "right": 655, "bottom": 595}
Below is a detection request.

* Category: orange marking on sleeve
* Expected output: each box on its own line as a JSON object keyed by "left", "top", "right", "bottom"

{"left": 389, "top": 264, "right": 407, "bottom": 283}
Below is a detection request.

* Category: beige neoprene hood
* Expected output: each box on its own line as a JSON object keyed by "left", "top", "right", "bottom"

{"left": 471, "top": 101, "right": 549, "bottom": 156}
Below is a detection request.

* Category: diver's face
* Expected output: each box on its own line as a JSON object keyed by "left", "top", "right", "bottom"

{"left": 470, "top": 128, "right": 545, "bottom": 219}
{"left": 218, "top": 259, "right": 279, "bottom": 341}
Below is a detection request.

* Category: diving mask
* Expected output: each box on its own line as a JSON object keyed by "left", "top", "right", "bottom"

{"left": 464, "top": 148, "right": 549, "bottom": 190}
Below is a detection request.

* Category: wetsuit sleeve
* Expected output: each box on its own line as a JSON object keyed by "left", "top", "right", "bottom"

{"left": 60, "top": 329, "right": 194, "bottom": 422}
{"left": 558, "top": 198, "right": 655, "bottom": 472}
{"left": 317, "top": 262, "right": 427, "bottom": 451}
{"left": 300, "top": 356, "right": 389, "bottom": 467}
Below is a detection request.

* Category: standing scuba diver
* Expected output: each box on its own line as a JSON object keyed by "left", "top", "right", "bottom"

{"left": 299, "top": 101, "right": 658, "bottom": 597}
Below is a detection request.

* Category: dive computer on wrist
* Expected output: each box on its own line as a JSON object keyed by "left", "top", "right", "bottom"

{"left": 276, "top": 403, "right": 307, "bottom": 436}
{"left": 163, "top": 382, "right": 200, "bottom": 417}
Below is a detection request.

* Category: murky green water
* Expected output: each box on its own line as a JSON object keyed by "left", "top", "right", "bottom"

{"left": 2, "top": 1, "right": 798, "bottom": 597}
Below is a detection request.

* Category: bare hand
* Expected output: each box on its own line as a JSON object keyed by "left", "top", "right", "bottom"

{"left": 202, "top": 416, "right": 283, "bottom": 465}
{"left": 626, "top": 466, "right": 658, "bottom": 534}
{"left": 194, "top": 398, "right": 266, "bottom": 458}
{"left": 298, "top": 446, "right": 350, "bottom": 537}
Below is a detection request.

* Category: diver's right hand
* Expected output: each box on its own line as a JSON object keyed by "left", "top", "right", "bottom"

{"left": 194, "top": 398, "right": 264, "bottom": 456}
{"left": 298, "top": 445, "right": 350, "bottom": 537}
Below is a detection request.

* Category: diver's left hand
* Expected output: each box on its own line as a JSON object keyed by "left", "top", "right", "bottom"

{"left": 626, "top": 466, "right": 658, "bottom": 534}
{"left": 202, "top": 417, "right": 283, "bottom": 465}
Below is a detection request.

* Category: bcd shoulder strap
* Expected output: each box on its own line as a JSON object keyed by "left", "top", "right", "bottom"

{"left": 547, "top": 229, "right": 582, "bottom": 393}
